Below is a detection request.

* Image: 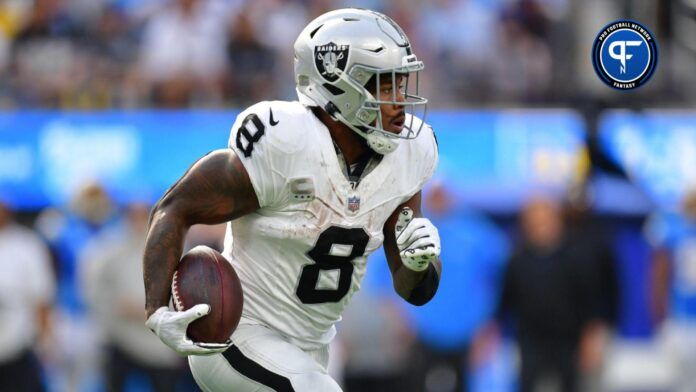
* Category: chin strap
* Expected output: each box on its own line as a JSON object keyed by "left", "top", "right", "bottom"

{"left": 363, "top": 128, "right": 398, "bottom": 154}
{"left": 311, "top": 70, "right": 399, "bottom": 155}
{"left": 305, "top": 83, "right": 398, "bottom": 155}
{"left": 326, "top": 103, "right": 398, "bottom": 155}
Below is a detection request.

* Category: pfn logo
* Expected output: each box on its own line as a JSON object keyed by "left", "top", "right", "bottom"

{"left": 608, "top": 40, "right": 642, "bottom": 74}
{"left": 592, "top": 20, "right": 658, "bottom": 90}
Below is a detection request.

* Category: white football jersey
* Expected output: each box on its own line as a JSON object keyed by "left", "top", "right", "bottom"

{"left": 223, "top": 100, "right": 438, "bottom": 350}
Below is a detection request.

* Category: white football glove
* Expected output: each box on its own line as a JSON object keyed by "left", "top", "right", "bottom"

{"left": 145, "top": 304, "right": 231, "bottom": 356}
{"left": 395, "top": 207, "right": 441, "bottom": 272}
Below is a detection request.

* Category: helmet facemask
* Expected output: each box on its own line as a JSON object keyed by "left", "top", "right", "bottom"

{"left": 353, "top": 61, "right": 427, "bottom": 137}
{"left": 328, "top": 57, "right": 427, "bottom": 154}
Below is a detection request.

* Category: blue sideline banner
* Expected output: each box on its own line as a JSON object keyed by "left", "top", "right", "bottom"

{"left": 0, "top": 109, "right": 586, "bottom": 211}
{"left": 600, "top": 110, "right": 696, "bottom": 211}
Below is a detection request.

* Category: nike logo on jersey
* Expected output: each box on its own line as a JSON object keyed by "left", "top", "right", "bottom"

{"left": 269, "top": 107, "right": 279, "bottom": 126}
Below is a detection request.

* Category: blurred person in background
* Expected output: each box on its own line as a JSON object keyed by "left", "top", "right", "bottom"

{"left": 477, "top": 196, "right": 611, "bottom": 392}
{"left": 415, "top": 0, "right": 498, "bottom": 104}
{"left": 564, "top": 178, "right": 619, "bottom": 389}
{"left": 81, "top": 202, "right": 187, "bottom": 392}
{"left": 60, "top": 4, "right": 138, "bottom": 109}
{"left": 0, "top": 199, "right": 56, "bottom": 391}
{"left": 34, "top": 181, "right": 116, "bottom": 391}
{"left": 224, "top": 10, "right": 277, "bottom": 107}
{"left": 645, "top": 188, "right": 696, "bottom": 392}
{"left": 6, "top": 0, "right": 140, "bottom": 109}
{"left": 406, "top": 184, "right": 509, "bottom": 392}
{"left": 242, "top": 0, "right": 308, "bottom": 100}
{"left": 10, "top": 0, "right": 82, "bottom": 107}
{"left": 137, "top": 0, "right": 232, "bottom": 107}
{"left": 489, "top": 5, "right": 553, "bottom": 104}
{"left": 35, "top": 181, "right": 115, "bottom": 324}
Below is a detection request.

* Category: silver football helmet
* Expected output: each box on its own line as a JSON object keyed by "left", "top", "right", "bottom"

{"left": 294, "top": 8, "right": 427, "bottom": 154}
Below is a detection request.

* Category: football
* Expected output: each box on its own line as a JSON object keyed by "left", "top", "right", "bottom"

{"left": 171, "top": 245, "right": 243, "bottom": 343}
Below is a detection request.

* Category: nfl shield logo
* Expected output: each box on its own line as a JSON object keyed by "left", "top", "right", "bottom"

{"left": 315, "top": 42, "right": 349, "bottom": 82}
{"left": 347, "top": 194, "right": 361, "bottom": 212}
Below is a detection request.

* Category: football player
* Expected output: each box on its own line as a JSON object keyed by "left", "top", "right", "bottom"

{"left": 143, "top": 8, "right": 441, "bottom": 391}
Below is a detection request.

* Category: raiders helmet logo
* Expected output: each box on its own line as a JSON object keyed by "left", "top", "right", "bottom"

{"left": 314, "top": 42, "right": 349, "bottom": 82}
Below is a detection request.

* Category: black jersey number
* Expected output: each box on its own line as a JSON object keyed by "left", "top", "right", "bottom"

{"left": 296, "top": 226, "right": 370, "bottom": 304}
{"left": 235, "top": 113, "right": 265, "bottom": 158}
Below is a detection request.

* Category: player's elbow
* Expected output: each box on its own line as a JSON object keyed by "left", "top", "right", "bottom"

{"left": 148, "top": 198, "right": 164, "bottom": 226}
{"left": 149, "top": 196, "right": 190, "bottom": 229}
{"left": 149, "top": 198, "right": 171, "bottom": 225}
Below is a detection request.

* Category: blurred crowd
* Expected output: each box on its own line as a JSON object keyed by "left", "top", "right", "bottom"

{"left": 3, "top": 0, "right": 696, "bottom": 391}
{"left": 3, "top": 177, "right": 696, "bottom": 391}
{"left": 0, "top": 0, "right": 694, "bottom": 109}
{"left": 0, "top": 182, "right": 228, "bottom": 391}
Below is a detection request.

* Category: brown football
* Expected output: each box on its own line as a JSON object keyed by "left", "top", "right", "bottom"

{"left": 171, "top": 245, "right": 243, "bottom": 343}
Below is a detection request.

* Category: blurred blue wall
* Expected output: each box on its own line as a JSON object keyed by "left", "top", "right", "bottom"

{"left": 0, "top": 109, "right": 586, "bottom": 211}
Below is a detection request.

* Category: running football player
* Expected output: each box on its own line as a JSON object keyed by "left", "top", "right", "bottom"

{"left": 143, "top": 8, "right": 441, "bottom": 391}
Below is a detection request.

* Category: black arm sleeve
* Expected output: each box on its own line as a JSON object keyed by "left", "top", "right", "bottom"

{"left": 406, "top": 263, "right": 440, "bottom": 306}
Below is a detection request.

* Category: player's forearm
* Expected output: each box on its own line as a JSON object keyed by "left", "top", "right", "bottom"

{"left": 143, "top": 151, "right": 260, "bottom": 319}
{"left": 393, "top": 258, "right": 441, "bottom": 302}
{"left": 143, "top": 206, "right": 189, "bottom": 318}
{"left": 393, "top": 265, "right": 427, "bottom": 298}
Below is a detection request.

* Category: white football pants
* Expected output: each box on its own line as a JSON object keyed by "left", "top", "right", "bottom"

{"left": 188, "top": 323, "right": 342, "bottom": 391}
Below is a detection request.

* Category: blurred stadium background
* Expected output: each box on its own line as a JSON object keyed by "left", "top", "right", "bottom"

{"left": 1, "top": 0, "right": 695, "bottom": 391}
